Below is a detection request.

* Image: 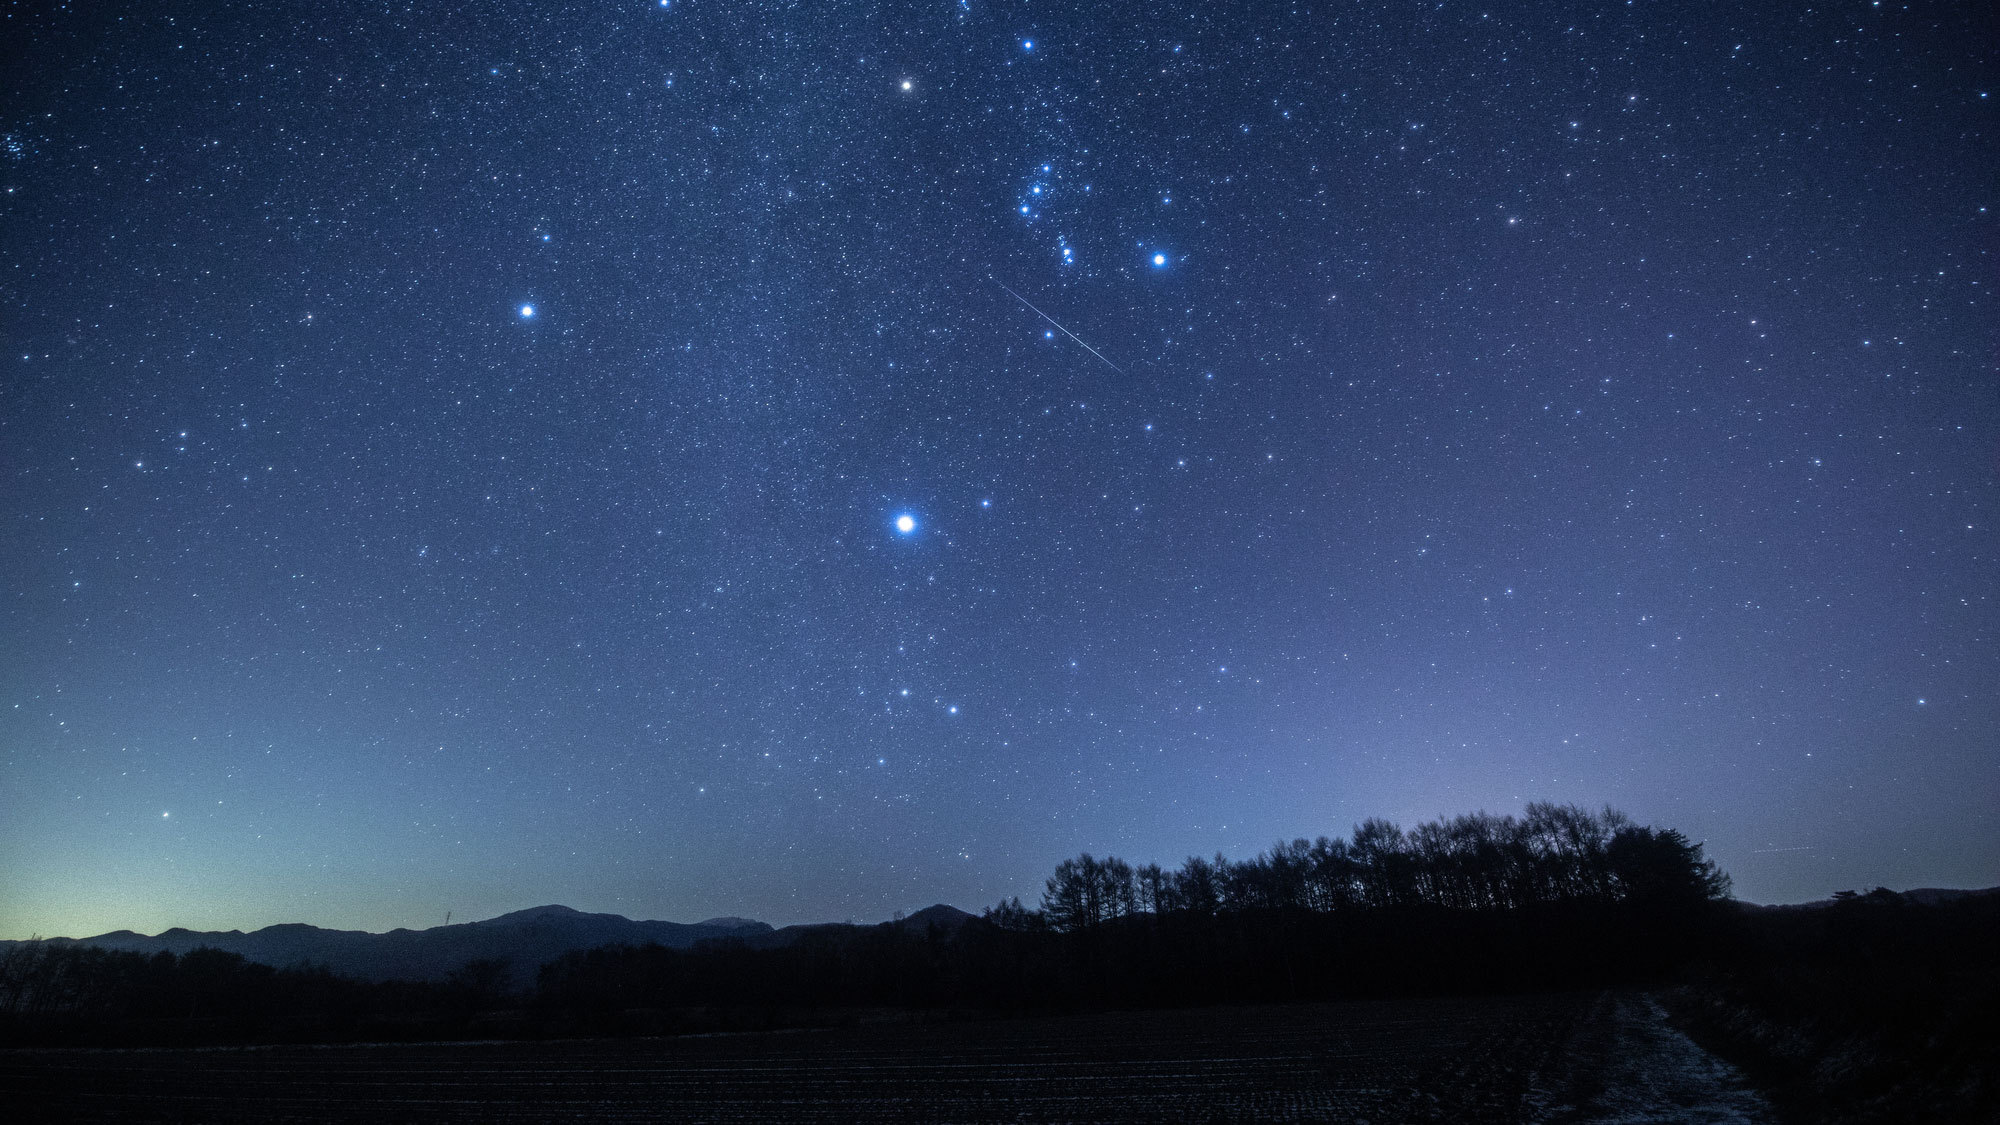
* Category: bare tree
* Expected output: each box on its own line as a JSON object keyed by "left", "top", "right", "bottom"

{"left": 1181, "top": 854, "right": 1229, "bottom": 916}
{"left": 1042, "top": 854, "right": 1138, "bottom": 932}
{"left": 1134, "top": 863, "right": 1168, "bottom": 915}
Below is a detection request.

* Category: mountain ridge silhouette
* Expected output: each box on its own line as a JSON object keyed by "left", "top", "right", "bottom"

{"left": 0, "top": 903, "right": 980, "bottom": 984}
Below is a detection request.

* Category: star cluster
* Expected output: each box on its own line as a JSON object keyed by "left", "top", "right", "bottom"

{"left": 0, "top": 0, "right": 1993, "bottom": 938}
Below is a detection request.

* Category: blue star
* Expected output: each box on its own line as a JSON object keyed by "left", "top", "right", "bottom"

{"left": 894, "top": 513, "right": 917, "bottom": 535}
{"left": 1151, "top": 253, "right": 1168, "bottom": 267}
{"left": 519, "top": 303, "right": 536, "bottom": 318}
{"left": 1022, "top": 39, "right": 1035, "bottom": 52}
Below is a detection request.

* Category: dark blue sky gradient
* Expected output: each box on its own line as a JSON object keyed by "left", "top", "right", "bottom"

{"left": 3, "top": 0, "right": 1994, "bottom": 938}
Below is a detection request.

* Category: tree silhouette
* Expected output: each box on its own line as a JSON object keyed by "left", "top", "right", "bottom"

{"left": 1607, "top": 825, "right": 1731, "bottom": 908}
{"left": 1042, "top": 854, "right": 1137, "bottom": 932}
{"left": 982, "top": 896, "right": 1045, "bottom": 932}
{"left": 1164, "top": 854, "right": 1224, "bottom": 916}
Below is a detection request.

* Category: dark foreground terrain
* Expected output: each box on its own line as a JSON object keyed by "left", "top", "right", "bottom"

{"left": 2, "top": 991, "right": 1766, "bottom": 1124}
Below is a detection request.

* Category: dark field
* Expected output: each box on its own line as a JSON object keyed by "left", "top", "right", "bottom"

{"left": 3, "top": 993, "right": 1613, "bottom": 1123}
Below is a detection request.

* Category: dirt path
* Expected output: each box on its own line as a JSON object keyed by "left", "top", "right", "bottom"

{"left": 1544, "top": 992, "right": 1772, "bottom": 1124}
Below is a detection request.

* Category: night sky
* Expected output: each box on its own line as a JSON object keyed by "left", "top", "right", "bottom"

{"left": 4, "top": 1, "right": 1995, "bottom": 940}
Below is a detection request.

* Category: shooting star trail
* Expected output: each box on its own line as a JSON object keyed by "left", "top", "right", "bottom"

{"left": 992, "top": 278, "right": 1123, "bottom": 373}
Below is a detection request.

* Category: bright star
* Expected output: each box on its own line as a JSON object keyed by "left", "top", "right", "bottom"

{"left": 1022, "top": 39, "right": 1034, "bottom": 51}
{"left": 519, "top": 304, "right": 535, "bottom": 318}
{"left": 900, "top": 79, "right": 912, "bottom": 91}
{"left": 895, "top": 514, "right": 917, "bottom": 534}
{"left": 1152, "top": 253, "right": 1167, "bottom": 267}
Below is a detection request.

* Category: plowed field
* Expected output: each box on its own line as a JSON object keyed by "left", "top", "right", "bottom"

{"left": 5, "top": 993, "right": 1601, "bottom": 1122}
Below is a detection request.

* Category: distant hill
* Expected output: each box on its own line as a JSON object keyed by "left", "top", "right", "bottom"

{"left": 899, "top": 903, "right": 977, "bottom": 933}
{"left": 0, "top": 905, "right": 776, "bottom": 984}
{"left": 1739, "top": 885, "right": 2000, "bottom": 912}
{"left": 0, "top": 904, "right": 988, "bottom": 985}
{"left": 735, "top": 903, "right": 980, "bottom": 949}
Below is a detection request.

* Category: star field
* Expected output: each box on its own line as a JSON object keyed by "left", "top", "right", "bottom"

{"left": 1, "top": 0, "right": 1994, "bottom": 938}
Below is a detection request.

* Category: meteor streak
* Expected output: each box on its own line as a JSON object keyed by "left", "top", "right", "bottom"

{"left": 992, "top": 278, "right": 1123, "bottom": 373}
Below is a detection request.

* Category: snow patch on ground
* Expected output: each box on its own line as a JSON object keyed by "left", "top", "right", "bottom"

{"left": 1561, "top": 992, "right": 1772, "bottom": 1124}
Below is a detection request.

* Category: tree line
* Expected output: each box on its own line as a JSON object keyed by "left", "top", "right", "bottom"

{"left": 999, "top": 802, "right": 1731, "bottom": 932}
{"left": 0, "top": 942, "right": 510, "bottom": 1045}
